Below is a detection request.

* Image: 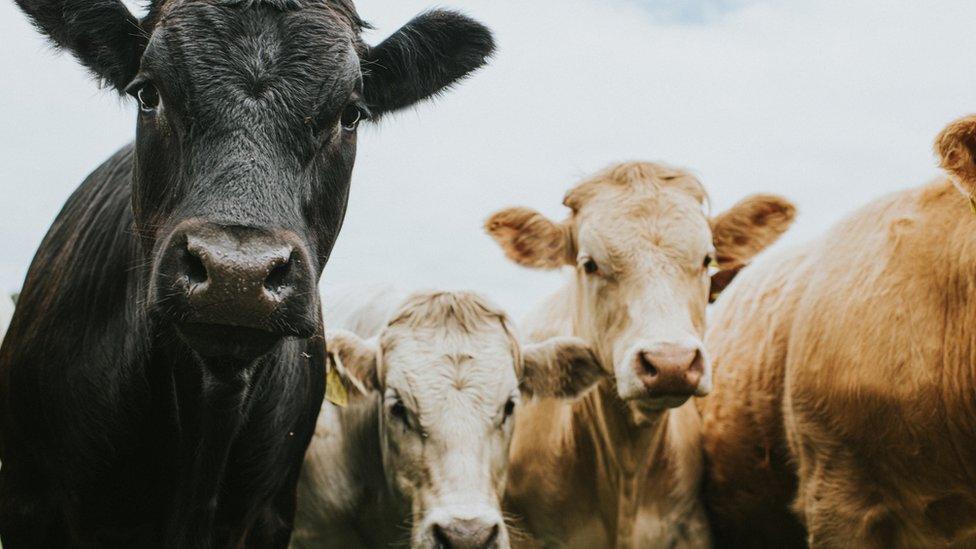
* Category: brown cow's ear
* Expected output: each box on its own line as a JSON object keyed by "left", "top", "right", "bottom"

{"left": 711, "top": 194, "right": 796, "bottom": 271}
{"left": 935, "top": 115, "right": 976, "bottom": 200}
{"left": 485, "top": 207, "right": 574, "bottom": 269}
{"left": 520, "top": 337, "right": 604, "bottom": 399}
{"left": 326, "top": 330, "right": 379, "bottom": 401}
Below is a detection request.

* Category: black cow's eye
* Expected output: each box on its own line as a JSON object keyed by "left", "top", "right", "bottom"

{"left": 137, "top": 84, "right": 160, "bottom": 113}
{"left": 583, "top": 258, "right": 599, "bottom": 275}
{"left": 340, "top": 104, "right": 363, "bottom": 131}
{"left": 703, "top": 255, "right": 712, "bottom": 269}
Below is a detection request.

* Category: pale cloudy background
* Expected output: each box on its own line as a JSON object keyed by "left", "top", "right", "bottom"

{"left": 1, "top": 0, "right": 975, "bottom": 319}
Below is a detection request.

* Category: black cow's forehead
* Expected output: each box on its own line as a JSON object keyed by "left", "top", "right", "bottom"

{"left": 144, "top": 0, "right": 362, "bottom": 121}
{"left": 147, "top": 0, "right": 366, "bottom": 30}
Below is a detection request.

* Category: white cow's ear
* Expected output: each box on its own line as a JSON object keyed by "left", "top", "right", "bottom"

{"left": 711, "top": 194, "right": 796, "bottom": 271}
{"left": 326, "top": 330, "right": 379, "bottom": 398}
{"left": 935, "top": 114, "right": 976, "bottom": 200}
{"left": 521, "top": 337, "right": 604, "bottom": 398}
{"left": 485, "top": 207, "right": 574, "bottom": 269}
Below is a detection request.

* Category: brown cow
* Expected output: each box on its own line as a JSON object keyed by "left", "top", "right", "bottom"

{"left": 700, "top": 115, "right": 976, "bottom": 547}
{"left": 485, "top": 162, "right": 795, "bottom": 548}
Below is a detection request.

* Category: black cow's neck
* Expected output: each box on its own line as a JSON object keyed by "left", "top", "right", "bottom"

{"left": 153, "top": 338, "right": 259, "bottom": 547}
{"left": 0, "top": 143, "right": 325, "bottom": 546}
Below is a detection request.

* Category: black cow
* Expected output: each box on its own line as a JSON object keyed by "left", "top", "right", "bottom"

{"left": 0, "top": 0, "right": 493, "bottom": 546}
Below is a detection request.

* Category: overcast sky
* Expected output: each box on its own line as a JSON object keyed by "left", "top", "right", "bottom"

{"left": 2, "top": 0, "right": 975, "bottom": 319}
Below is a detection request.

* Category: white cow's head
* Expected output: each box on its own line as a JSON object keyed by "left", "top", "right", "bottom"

{"left": 327, "top": 291, "right": 603, "bottom": 549}
{"left": 486, "top": 162, "right": 795, "bottom": 418}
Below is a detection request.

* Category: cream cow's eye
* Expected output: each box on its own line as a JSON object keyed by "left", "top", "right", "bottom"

{"left": 582, "top": 258, "right": 599, "bottom": 275}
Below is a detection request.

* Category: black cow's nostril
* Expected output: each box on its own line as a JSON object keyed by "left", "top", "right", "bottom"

{"left": 264, "top": 255, "right": 292, "bottom": 294}
{"left": 182, "top": 246, "right": 208, "bottom": 286}
{"left": 153, "top": 221, "right": 320, "bottom": 352}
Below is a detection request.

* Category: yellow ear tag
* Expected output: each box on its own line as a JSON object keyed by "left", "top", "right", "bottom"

{"left": 706, "top": 256, "right": 721, "bottom": 277}
{"left": 969, "top": 194, "right": 976, "bottom": 216}
{"left": 325, "top": 362, "right": 348, "bottom": 407}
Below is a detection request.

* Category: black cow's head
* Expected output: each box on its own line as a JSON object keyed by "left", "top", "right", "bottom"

{"left": 17, "top": 0, "right": 494, "bottom": 361}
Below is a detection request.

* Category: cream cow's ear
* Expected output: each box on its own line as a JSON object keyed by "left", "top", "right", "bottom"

{"left": 521, "top": 336, "right": 604, "bottom": 399}
{"left": 485, "top": 207, "right": 574, "bottom": 269}
{"left": 711, "top": 194, "right": 796, "bottom": 271}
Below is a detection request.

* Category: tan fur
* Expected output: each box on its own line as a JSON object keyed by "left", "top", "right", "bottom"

{"left": 935, "top": 114, "right": 976, "bottom": 197}
{"left": 710, "top": 194, "right": 797, "bottom": 269}
{"left": 520, "top": 337, "right": 603, "bottom": 398}
{"left": 699, "top": 244, "right": 813, "bottom": 546}
{"left": 484, "top": 208, "right": 574, "bottom": 269}
{"left": 487, "top": 161, "right": 795, "bottom": 548}
{"left": 701, "top": 116, "right": 976, "bottom": 547}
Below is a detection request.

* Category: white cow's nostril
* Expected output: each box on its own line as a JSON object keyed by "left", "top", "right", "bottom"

{"left": 431, "top": 518, "right": 501, "bottom": 549}
{"left": 637, "top": 351, "right": 659, "bottom": 377}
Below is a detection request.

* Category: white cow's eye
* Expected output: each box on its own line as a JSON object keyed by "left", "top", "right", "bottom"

{"left": 503, "top": 398, "right": 516, "bottom": 419}
{"left": 390, "top": 400, "right": 408, "bottom": 423}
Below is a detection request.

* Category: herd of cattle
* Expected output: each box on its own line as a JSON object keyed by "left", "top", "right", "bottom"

{"left": 1, "top": 0, "right": 975, "bottom": 547}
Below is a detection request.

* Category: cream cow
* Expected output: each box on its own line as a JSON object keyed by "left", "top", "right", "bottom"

{"left": 485, "top": 161, "right": 795, "bottom": 548}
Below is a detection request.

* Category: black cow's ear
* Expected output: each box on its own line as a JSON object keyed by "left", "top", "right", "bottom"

{"left": 14, "top": 0, "right": 146, "bottom": 92}
{"left": 362, "top": 10, "right": 495, "bottom": 118}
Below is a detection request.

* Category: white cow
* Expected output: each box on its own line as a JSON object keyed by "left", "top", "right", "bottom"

{"left": 292, "top": 287, "right": 605, "bottom": 549}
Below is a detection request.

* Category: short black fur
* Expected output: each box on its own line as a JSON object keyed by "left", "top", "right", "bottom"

{"left": 14, "top": 0, "right": 147, "bottom": 90}
{"left": 363, "top": 10, "right": 496, "bottom": 116}
{"left": 0, "top": 0, "right": 494, "bottom": 546}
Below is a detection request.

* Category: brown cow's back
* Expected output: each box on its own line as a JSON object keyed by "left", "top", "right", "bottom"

{"left": 702, "top": 179, "right": 976, "bottom": 547}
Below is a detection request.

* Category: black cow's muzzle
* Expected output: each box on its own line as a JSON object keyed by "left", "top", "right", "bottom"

{"left": 151, "top": 219, "right": 319, "bottom": 360}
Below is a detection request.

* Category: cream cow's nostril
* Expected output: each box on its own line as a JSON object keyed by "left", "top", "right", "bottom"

{"left": 634, "top": 343, "right": 703, "bottom": 396}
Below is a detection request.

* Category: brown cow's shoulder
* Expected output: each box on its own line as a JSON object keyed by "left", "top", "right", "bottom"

{"left": 703, "top": 177, "right": 976, "bottom": 547}
{"left": 785, "top": 178, "right": 976, "bottom": 545}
